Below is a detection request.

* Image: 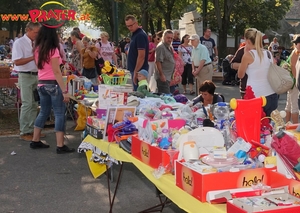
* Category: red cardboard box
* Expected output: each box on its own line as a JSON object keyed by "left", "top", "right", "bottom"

{"left": 269, "top": 171, "right": 300, "bottom": 198}
{"left": 131, "top": 136, "right": 172, "bottom": 168}
{"left": 175, "top": 160, "right": 271, "bottom": 202}
{"left": 227, "top": 194, "right": 300, "bottom": 213}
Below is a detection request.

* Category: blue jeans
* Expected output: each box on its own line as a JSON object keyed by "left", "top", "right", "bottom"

{"left": 34, "top": 85, "right": 66, "bottom": 132}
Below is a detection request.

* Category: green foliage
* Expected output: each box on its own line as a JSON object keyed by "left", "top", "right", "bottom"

{"left": 196, "top": 0, "right": 293, "bottom": 57}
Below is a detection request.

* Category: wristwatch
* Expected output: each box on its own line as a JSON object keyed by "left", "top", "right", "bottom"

{"left": 62, "top": 91, "right": 68, "bottom": 94}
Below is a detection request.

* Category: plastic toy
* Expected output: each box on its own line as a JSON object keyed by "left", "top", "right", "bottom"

{"left": 230, "top": 86, "right": 266, "bottom": 143}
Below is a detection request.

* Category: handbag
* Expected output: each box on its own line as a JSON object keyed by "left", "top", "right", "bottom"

{"left": 33, "top": 88, "right": 40, "bottom": 102}
{"left": 267, "top": 51, "right": 294, "bottom": 94}
{"left": 95, "top": 57, "right": 104, "bottom": 75}
{"left": 267, "top": 63, "right": 294, "bottom": 94}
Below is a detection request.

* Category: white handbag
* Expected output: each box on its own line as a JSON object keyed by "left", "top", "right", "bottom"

{"left": 267, "top": 62, "right": 294, "bottom": 94}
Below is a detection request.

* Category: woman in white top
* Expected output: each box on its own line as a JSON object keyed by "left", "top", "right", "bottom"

{"left": 285, "top": 35, "right": 300, "bottom": 124}
{"left": 238, "top": 28, "right": 278, "bottom": 116}
{"left": 95, "top": 31, "right": 118, "bottom": 67}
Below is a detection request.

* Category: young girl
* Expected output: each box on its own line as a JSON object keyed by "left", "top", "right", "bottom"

{"left": 31, "top": 25, "right": 75, "bottom": 154}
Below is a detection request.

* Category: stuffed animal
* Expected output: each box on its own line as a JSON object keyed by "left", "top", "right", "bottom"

{"left": 101, "top": 61, "right": 116, "bottom": 75}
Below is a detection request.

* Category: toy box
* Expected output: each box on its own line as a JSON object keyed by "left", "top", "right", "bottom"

{"left": 269, "top": 171, "right": 300, "bottom": 198}
{"left": 175, "top": 160, "right": 271, "bottom": 202}
{"left": 227, "top": 192, "right": 300, "bottom": 213}
{"left": 131, "top": 136, "right": 173, "bottom": 168}
{"left": 85, "top": 124, "right": 104, "bottom": 139}
{"left": 98, "top": 84, "right": 132, "bottom": 108}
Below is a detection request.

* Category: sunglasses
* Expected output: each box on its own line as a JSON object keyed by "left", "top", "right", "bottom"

{"left": 126, "top": 22, "right": 136, "bottom": 28}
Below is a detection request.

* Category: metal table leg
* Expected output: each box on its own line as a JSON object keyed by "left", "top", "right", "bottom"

{"left": 107, "top": 163, "right": 124, "bottom": 213}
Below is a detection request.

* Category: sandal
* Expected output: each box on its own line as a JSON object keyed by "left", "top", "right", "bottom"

{"left": 190, "top": 91, "right": 195, "bottom": 95}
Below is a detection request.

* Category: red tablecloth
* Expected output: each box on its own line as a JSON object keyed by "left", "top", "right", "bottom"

{"left": 0, "top": 78, "right": 18, "bottom": 88}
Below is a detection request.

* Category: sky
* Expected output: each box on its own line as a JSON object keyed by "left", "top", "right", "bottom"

{"left": 64, "top": 22, "right": 101, "bottom": 39}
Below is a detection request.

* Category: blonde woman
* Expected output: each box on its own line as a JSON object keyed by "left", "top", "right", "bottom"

{"left": 95, "top": 31, "right": 118, "bottom": 67}
{"left": 238, "top": 28, "right": 278, "bottom": 116}
{"left": 80, "top": 36, "right": 98, "bottom": 85}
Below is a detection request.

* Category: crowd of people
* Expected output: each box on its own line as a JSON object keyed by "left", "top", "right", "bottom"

{"left": 8, "top": 14, "right": 300, "bottom": 152}
{"left": 122, "top": 15, "right": 300, "bottom": 121}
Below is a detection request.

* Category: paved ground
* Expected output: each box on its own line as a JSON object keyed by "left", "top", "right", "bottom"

{"left": 0, "top": 79, "right": 287, "bottom": 213}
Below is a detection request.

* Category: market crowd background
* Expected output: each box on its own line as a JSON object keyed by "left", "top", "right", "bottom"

{"left": 0, "top": 0, "right": 300, "bottom": 58}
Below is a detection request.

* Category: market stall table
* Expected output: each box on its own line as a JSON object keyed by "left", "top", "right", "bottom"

{"left": 79, "top": 135, "right": 226, "bottom": 213}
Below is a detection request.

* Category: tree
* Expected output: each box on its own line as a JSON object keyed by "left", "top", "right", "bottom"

{"left": 153, "top": 0, "right": 189, "bottom": 29}
{"left": 202, "top": 0, "right": 292, "bottom": 58}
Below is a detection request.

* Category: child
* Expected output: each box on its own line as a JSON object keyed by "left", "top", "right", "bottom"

{"left": 130, "top": 69, "right": 159, "bottom": 98}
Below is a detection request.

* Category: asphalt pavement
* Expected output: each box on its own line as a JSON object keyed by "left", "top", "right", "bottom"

{"left": 0, "top": 79, "right": 288, "bottom": 213}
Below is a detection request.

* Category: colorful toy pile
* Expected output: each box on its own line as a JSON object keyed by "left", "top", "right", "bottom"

{"left": 101, "top": 61, "right": 129, "bottom": 85}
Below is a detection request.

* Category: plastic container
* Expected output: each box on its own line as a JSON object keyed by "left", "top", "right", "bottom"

{"left": 213, "top": 102, "right": 229, "bottom": 129}
{"left": 101, "top": 74, "right": 130, "bottom": 85}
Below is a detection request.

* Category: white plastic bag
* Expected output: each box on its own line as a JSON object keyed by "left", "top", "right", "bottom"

{"left": 149, "top": 75, "right": 157, "bottom": 92}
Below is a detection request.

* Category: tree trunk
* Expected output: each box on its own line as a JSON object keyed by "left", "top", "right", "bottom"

{"left": 164, "top": 12, "right": 172, "bottom": 29}
{"left": 140, "top": 0, "right": 149, "bottom": 33}
{"left": 16, "top": 20, "right": 22, "bottom": 37}
{"left": 21, "top": 22, "right": 26, "bottom": 35}
{"left": 149, "top": 17, "right": 155, "bottom": 35}
{"left": 219, "top": 25, "right": 228, "bottom": 58}
{"left": 141, "top": 11, "right": 148, "bottom": 33}
{"left": 9, "top": 21, "right": 14, "bottom": 39}
{"left": 234, "top": 25, "right": 239, "bottom": 50}
{"left": 156, "top": 19, "right": 162, "bottom": 32}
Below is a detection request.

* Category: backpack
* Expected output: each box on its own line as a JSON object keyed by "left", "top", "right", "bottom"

{"left": 95, "top": 42, "right": 114, "bottom": 75}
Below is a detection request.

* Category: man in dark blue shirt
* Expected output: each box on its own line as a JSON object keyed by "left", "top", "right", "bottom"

{"left": 200, "top": 28, "right": 218, "bottom": 62}
{"left": 125, "top": 15, "right": 149, "bottom": 91}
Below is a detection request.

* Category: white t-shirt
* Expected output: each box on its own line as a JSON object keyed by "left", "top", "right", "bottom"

{"left": 12, "top": 34, "right": 37, "bottom": 72}
{"left": 270, "top": 41, "right": 279, "bottom": 53}
{"left": 178, "top": 45, "right": 192, "bottom": 64}
{"left": 95, "top": 41, "right": 114, "bottom": 63}
{"left": 246, "top": 50, "right": 275, "bottom": 97}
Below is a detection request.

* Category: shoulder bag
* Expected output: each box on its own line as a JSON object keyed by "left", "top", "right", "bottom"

{"left": 267, "top": 51, "right": 294, "bottom": 94}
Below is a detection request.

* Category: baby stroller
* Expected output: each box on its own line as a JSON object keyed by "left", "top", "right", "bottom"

{"left": 221, "top": 55, "right": 239, "bottom": 86}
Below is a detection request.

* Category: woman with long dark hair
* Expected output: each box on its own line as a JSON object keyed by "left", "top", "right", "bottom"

{"left": 178, "top": 34, "right": 194, "bottom": 94}
{"left": 31, "top": 25, "right": 75, "bottom": 154}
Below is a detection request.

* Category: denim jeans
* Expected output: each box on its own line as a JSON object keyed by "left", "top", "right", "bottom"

{"left": 34, "top": 84, "right": 66, "bottom": 132}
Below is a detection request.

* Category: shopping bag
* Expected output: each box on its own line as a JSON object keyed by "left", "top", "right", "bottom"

{"left": 266, "top": 51, "right": 293, "bottom": 94}
{"left": 149, "top": 75, "right": 157, "bottom": 92}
